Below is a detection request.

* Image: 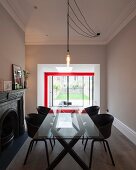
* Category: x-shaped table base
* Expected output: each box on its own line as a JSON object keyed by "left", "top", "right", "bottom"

{"left": 46, "top": 128, "right": 89, "bottom": 170}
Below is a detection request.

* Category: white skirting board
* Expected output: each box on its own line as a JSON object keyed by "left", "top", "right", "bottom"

{"left": 113, "top": 117, "right": 136, "bottom": 145}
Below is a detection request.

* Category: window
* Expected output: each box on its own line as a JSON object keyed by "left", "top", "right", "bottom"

{"left": 49, "top": 75, "right": 94, "bottom": 107}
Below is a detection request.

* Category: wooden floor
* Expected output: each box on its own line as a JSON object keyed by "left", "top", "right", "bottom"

{"left": 7, "top": 126, "right": 136, "bottom": 170}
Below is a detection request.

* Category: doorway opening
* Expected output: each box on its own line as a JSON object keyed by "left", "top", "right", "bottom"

{"left": 37, "top": 64, "right": 100, "bottom": 108}
{"left": 45, "top": 72, "right": 94, "bottom": 107}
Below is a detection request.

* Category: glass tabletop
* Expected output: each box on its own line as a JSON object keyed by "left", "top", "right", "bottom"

{"left": 34, "top": 113, "right": 102, "bottom": 140}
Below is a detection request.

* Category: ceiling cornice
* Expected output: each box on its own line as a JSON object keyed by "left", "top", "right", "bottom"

{"left": 1, "top": 0, "right": 136, "bottom": 45}
{"left": 0, "top": 0, "right": 25, "bottom": 31}
{"left": 25, "top": 0, "right": 136, "bottom": 45}
{"left": 105, "top": 0, "right": 136, "bottom": 44}
{"left": 25, "top": 34, "right": 107, "bottom": 45}
{"left": 25, "top": 41, "right": 107, "bottom": 45}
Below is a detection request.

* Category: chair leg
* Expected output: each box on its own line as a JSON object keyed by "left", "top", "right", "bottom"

{"left": 29, "top": 141, "right": 34, "bottom": 153}
{"left": 49, "top": 139, "right": 53, "bottom": 150}
{"left": 105, "top": 140, "right": 115, "bottom": 166}
{"left": 53, "top": 136, "right": 55, "bottom": 145}
{"left": 24, "top": 140, "right": 35, "bottom": 165}
{"left": 89, "top": 139, "right": 95, "bottom": 169}
{"left": 30, "top": 141, "right": 38, "bottom": 152}
{"left": 44, "top": 139, "right": 50, "bottom": 167}
{"left": 82, "top": 135, "right": 84, "bottom": 144}
{"left": 102, "top": 141, "right": 107, "bottom": 152}
{"left": 84, "top": 138, "right": 88, "bottom": 151}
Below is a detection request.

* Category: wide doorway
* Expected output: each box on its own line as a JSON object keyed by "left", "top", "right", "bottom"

{"left": 49, "top": 73, "right": 94, "bottom": 107}
{"left": 37, "top": 64, "right": 100, "bottom": 108}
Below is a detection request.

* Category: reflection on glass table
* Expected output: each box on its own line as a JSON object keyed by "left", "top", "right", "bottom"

{"left": 33, "top": 112, "right": 101, "bottom": 170}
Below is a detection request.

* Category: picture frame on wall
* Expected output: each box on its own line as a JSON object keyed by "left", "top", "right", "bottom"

{"left": 4, "top": 81, "right": 12, "bottom": 91}
{"left": 0, "top": 80, "right": 12, "bottom": 91}
{"left": 0, "top": 80, "right": 4, "bottom": 91}
{"left": 12, "top": 64, "right": 24, "bottom": 90}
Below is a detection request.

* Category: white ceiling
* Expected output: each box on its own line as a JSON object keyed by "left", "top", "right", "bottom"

{"left": 1, "top": 0, "right": 136, "bottom": 45}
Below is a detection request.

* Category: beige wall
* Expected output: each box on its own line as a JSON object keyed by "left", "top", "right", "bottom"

{"left": 0, "top": 3, "right": 25, "bottom": 81}
{"left": 1, "top": 0, "right": 136, "bottom": 136}
{"left": 107, "top": 16, "right": 136, "bottom": 131}
{"left": 25, "top": 45, "right": 107, "bottom": 113}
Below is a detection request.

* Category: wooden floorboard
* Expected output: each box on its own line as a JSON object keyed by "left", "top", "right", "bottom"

{"left": 7, "top": 126, "right": 136, "bottom": 170}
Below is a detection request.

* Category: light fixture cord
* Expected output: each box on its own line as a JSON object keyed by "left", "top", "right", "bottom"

{"left": 67, "top": 0, "right": 69, "bottom": 53}
{"left": 68, "top": 0, "right": 100, "bottom": 38}
{"left": 73, "top": 0, "right": 96, "bottom": 35}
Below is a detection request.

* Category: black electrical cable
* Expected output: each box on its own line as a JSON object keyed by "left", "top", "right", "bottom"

{"left": 73, "top": 0, "right": 97, "bottom": 35}
{"left": 69, "top": 4, "right": 96, "bottom": 36}
{"left": 69, "top": 24, "right": 98, "bottom": 38}
{"left": 69, "top": 15, "right": 93, "bottom": 37}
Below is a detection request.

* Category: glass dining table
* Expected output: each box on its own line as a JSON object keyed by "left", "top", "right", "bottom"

{"left": 33, "top": 111, "right": 102, "bottom": 170}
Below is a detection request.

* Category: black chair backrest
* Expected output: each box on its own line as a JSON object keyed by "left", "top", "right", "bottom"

{"left": 84, "top": 106, "right": 100, "bottom": 117}
{"left": 25, "top": 113, "right": 45, "bottom": 138}
{"left": 93, "top": 113, "right": 114, "bottom": 139}
{"left": 37, "top": 106, "right": 51, "bottom": 116}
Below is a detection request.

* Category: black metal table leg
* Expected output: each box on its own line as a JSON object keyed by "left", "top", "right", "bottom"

{"left": 46, "top": 129, "right": 89, "bottom": 170}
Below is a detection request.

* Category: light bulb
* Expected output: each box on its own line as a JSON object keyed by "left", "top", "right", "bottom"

{"left": 66, "top": 53, "right": 70, "bottom": 67}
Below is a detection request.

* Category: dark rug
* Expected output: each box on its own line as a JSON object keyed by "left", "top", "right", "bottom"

{"left": 0, "top": 133, "right": 28, "bottom": 170}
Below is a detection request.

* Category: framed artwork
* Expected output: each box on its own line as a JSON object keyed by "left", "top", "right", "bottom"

{"left": 0, "top": 80, "right": 12, "bottom": 91}
{"left": 4, "top": 81, "right": 12, "bottom": 91}
{"left": 12, "top": 64, "right": 24, "bottom": 90}
{"left": 0, "top": 80, "right": 4, "bottom": 91}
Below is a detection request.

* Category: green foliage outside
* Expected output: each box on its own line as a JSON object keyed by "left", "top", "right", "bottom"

{"left": 53, "top": 83, "right": 61, "bottom": 92}
{"left": 56, "top": 92, "right": 89, "bottom": 100}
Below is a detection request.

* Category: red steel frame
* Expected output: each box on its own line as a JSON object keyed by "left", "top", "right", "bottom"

{"left": 44, "top": 72, "right": 94, "bottom": 107}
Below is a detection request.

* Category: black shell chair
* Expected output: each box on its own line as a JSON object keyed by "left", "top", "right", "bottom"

{"left": 84, "top": 106, "right": 100, "bottom": 120}
{"left": 83, "top": 106, "right": 100, "bottom": 144}
{"left": 25, "top": 113, "right": 44, "bottom": 138}
{"left": 87, "top": 113, "right": 115, "bottom": 168}
{"left": 24, "top": 113, "right": 51, "bottom": 167}
{"left": 37, "top": 106, "right": 55, "bottom": 146}
{"left": 37, "top": 106, "right": 51, "bottom": 117}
